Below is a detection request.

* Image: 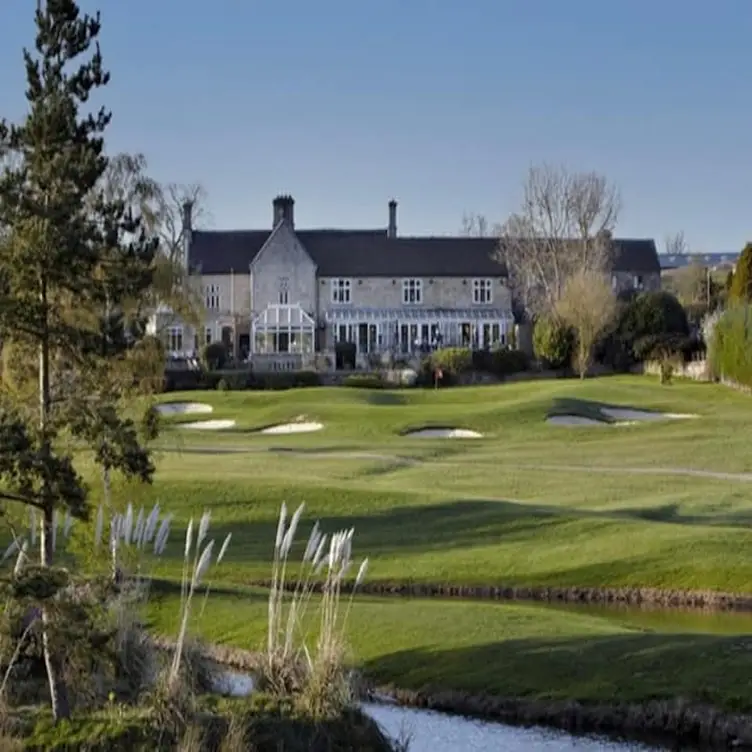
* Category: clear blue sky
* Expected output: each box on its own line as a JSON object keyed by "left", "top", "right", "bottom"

{"left": 1, "top": 1, "right": 750, "bottom": 252}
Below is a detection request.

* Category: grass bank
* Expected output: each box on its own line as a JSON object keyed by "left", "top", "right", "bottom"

{"left": 146, "top": 590, "right": 752, "bottom": 748}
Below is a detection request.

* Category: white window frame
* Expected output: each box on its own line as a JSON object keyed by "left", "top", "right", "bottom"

{"left": 278, "top": 276, "right": 289, "bottom": 305}
{"left": 167, "top": 326, "right": 183, "bottom": 352}
{"left": 204, "top": 284, "right": 220, "bottom": 310}
{"left": 472, "top": 278, "right": 493, "bottom": 305}
{"left": 331, "top": 278, "right": 352, "bottom": 304}
{"left": 204, "top": 326, "right": 213, "bottom": 345}
{"left": 633, "top": 274, "right": 644, "bottom": 290}
{"left": 402, "top": 278, "right": 423, "bottom": 305}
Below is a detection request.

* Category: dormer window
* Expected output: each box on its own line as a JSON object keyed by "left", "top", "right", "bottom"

{"left": 331, "top": 278, "right": 352, "bottom": 304}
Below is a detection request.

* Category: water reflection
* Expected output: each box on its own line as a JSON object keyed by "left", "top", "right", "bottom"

{"left": 364, "top": 701, "right": 660, "bottom": 751}
{"left": 217, "top": 671, "right": 660, "bottom": 751}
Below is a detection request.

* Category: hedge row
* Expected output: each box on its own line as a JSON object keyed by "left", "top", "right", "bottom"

{"left": 427, "top": 347, "right": 529, "bottom": 381}
{"left": 163, "top": 369, "right": 321, "bottom": 392}
{"left": 709, "top": 305, "right": 752, "bottom": 387}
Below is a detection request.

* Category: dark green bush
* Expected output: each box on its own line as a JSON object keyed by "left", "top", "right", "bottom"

{"left": 533, "top": 316, "right": 573, "bottom": 369}
{"left": 202, "top": 341, "right": 228, "bottom": 370}
{"left": 249, "top": 370, "right": 321, "bottom": 390}
{"left": 342, "top": 373, "right": 384, "bottom": 389}
{"left": 616, "top": 291, "right": 689, "bottom": 361}
{"left": 709, "top": 305, "right": 752, "bottom": 387}
{"left": 490, "top": 348, "right": 529, "bottom": 375}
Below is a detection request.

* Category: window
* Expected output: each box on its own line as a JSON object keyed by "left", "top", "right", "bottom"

{"left": 402, "top": 278, "right": 423, "bottom": 305}
{"left": 611, "top": 275, "right": 618, "bottom": 290}
{"left": 204, "top": 326, "right": 213, "bottom": 345}
{"left": 331, "top": 278, "right": 352, "bottom": 304}
{"left": 167, "top": 326, "right": 183, "bottom": 352}
{"left": 278, "top": 276, "right": 289, "bottom": 305}
{"left": 633, "top": 275, "right": 644, "bottom": 290}
{"left": 204, "top": 284, "right": 220, "bottom": 310}
{"left": 472, "top": 278, "right": 493, "bottom": 304}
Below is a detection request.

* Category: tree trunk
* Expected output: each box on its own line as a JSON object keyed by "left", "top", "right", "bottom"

{"left": 39, "top": 288, "right": 71, "bottom": 722}
{"left": 39, "top": 509, "right": 71, "bottom": 721}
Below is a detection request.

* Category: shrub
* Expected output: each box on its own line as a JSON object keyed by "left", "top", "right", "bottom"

{"left": 533, "top": 316, "right": 573, "bottom": 369}
{"left": 709, "top": 305, "right": 752, "bottom": 387}
{"left": 616, "top": 291, "right": 689, "bottom": 361}
{"left": 342, "top": 374, "right": 384, "bottom": 389}
{"left": 490, "top": 348, "right": 529, "bottom": 376}
{"left": 202, "top": 342, "right": 228, "bottom": 370}
{"left": 429, "top": 347, "right": 472, "bottom": 376}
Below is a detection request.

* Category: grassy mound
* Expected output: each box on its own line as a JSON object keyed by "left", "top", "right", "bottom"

{"left": 17, "top": 695, "right": 397, "bottom": 751}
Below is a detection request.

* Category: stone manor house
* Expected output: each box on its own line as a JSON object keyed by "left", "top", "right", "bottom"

{"left": 156, "top": 195, "right": 661, "bottom": 369}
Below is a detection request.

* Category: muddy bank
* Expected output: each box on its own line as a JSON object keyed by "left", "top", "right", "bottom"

{"left": 370, "top": 685, "right": 752, "bottom": 750}
{"left": 247, "top": 578, "right": 752, "bottom": 612}
{"left": 153, "top": 637, "right": 752, "bottom": 749}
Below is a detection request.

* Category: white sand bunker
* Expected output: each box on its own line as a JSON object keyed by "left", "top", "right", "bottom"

{"left": 156, "top": 402, "right": 213, "bottom": 416}
{"left": 601, "top": 408, "right": 698, "bottom": 422}
{"left": 180, "top": 419, "right": 236, "bottom": 430}
{"left": 260, "top": 422, "right": 324, "bottom": 435}
{"left": 546, "top": 415, "right": 611, "bottom": 427}
{"left": 406, "top": 428, "right": 483, "bottom": 439}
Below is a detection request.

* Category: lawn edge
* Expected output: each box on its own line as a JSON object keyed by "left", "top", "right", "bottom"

{"left": 151, "top": 637, "right": 752, "bottom": 750}
{"left": 246, "top": 579, "right": 752, "bottom": 611}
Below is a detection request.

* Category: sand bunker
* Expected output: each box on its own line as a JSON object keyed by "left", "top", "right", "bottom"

{"left": 406, "top": 428, "right": 483, "bottom": 439}
{"left": 546, "top": 415, "right": 611, "bottom": 427}
{"left": 156, "top": 402, "right": 213, "bottom": 416}
{"left": 179, "top": 419, "right": 236, "bottom": 430}
{"left": 601, "top": 408, "right": 698, "bottom": 422}
{"left": 260, "top": 422, "right": 324, "bottom": 435}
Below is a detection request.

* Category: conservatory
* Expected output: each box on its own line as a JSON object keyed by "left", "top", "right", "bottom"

{"left": 324, "top": 307, "right": 514, "bottom": 355}
{"left": 250, "top": 304, "right": 316, "bottom": 354}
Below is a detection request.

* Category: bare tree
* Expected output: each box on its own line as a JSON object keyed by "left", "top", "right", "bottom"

{"left": 496, "top": 164, "right": 621, "bottom": 316}
{"left": 556, "top": 268, "right": 618, "bottom": 378}
{"left": 152, "top": 182, "right": 211, "bottom": 264}
{"left": 664, "top": 231, "right": 688, "bottom": 257}
{"left": 461, "top": 212, "right": 490, "bottom": 237}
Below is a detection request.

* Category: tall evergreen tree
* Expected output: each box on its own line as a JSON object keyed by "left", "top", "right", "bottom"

{"left": 729, "top": 243, "right": 752, "bottom": 304}
{"left": 0, "top": 1, "right": 158, "bottom": 719}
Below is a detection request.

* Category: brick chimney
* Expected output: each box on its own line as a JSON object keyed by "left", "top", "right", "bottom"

{"left": 273, "top": 195, "right": 295, "bottom": 228}
{"left": 388, "top": 199, "right": 397, "bottom": 239}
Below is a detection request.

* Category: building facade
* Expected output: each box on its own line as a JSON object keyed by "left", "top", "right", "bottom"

{"left": 156, "top": 195, "right": 661, "bottom": 369}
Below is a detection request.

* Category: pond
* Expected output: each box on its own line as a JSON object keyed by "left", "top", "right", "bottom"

{"left": 538, "top": 599, "right": 752, "bottom": 634}
{"left": 218, "top": 671, "right": 659, "bottom": 751}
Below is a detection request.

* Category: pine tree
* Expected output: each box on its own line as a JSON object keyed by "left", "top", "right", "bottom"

{"left": 730, "top": 243, "right": 752, "bottom": 304}
{"left": 0, "top": 0, "right": 158, "bottom": 720}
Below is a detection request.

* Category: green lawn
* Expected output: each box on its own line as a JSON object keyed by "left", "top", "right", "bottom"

{"left": 65, "top": 375, "right": 752, "bottom": 712}
{"left": 96, "top": 376, "right": 752, "bottom": 593}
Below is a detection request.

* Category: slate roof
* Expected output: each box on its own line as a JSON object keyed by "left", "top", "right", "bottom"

{"left": 189, "top": 226, "right": 659, "bottom": 277}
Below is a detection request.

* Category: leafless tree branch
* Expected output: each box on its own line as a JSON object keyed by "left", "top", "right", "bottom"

{"left": 495, "top": 163, "right": 621, "bottom": 317}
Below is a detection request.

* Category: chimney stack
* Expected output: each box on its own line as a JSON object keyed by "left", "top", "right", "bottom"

{"left": 273, "top": 195, "right": 295, "bottom": 228}
{"left": 181, "top": 200, "right": 194, "bottom": 269}
{"left": 181, "top": 200, "right": 193, "bottom": 233}
{"left": 388, "top": 199, "right": 397, "bottom": 239}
